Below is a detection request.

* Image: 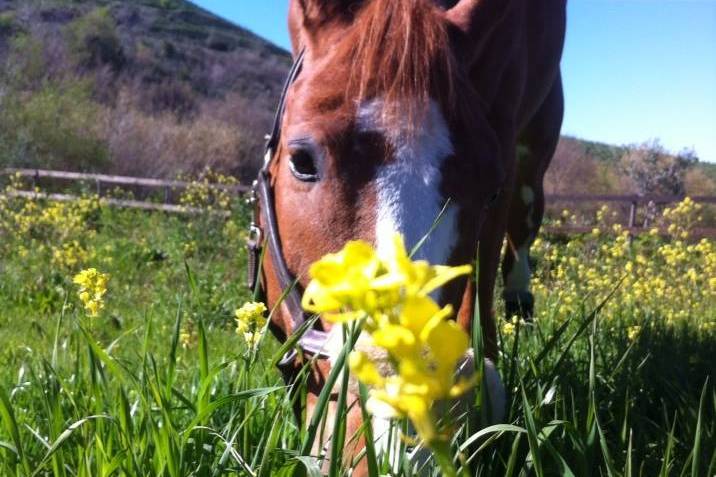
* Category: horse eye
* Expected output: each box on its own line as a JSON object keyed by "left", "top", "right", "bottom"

{"left": 289, "top": 149, "right": 319, "bottom": 182}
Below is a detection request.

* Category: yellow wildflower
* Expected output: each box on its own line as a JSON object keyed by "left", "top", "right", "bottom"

{"left": 348, "top": 352, "right": 385, "bottom": 387}
{"left": 305, "top": 234, "right": 474, "bottom": 446}
{"left": 302, "top": 233, "right": 471, "bottom": 324}
{"left": 627, "top": 325, "right": 641, "bottom": 342}
{"left": 180, "top": 325, "right": 197, "bottom": 349}
{"left": 302, "top": 241, "right": 382, "bottom": 321}
{"left": 235, "top": 302, "right": 268, "bottom": 349}
{"left": 73, "top": 268, "right": 109, "bottom": 317}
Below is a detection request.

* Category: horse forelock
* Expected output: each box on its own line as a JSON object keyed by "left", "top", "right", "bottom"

{"left": 328, "top": 0, "right": 460, "bottom": 127}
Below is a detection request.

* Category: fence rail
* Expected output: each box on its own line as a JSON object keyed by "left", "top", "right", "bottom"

{"left": 546, "top": 193, "right": 716, "bottom": 204}
{"left": 2, "top": 168, "right": 715, "bottom": 238}
{"left": 2, "top": 168, "right": 250, "bottom": 195}
{"left": 544, "top": 193, "right": 716, "bottom": 238}
{"left": 542, "top": 225, "right": 716, "bottom": 239}
{"left": 4, "top": 190, "right": 229, "bottom": 216}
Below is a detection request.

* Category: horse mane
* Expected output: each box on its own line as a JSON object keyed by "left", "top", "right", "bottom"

{"left": 338, "top": 0, "right": 459, "bottom": 124}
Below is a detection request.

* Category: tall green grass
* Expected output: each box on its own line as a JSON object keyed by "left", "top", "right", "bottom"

{"left": 0, "top": 200, "right": 713, "bottom": 475}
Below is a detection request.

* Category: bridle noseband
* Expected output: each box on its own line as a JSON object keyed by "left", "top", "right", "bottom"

{"left": 246, "top": 50, "right": 332, "bottom": 375}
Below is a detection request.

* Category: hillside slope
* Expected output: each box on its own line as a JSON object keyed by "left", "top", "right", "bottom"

{"left": 0, "top": 0, "right": 290, "bottom": 179}
{"left": 0, "top": 0, "right": 291, "bottom": 104}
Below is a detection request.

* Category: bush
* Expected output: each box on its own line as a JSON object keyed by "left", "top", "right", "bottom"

{"left": 105, "top": 95, "right": 254, "bottom": 179}
{"left": 0, "top": 81, "right": 109, "bottom": 171}
{"left": 3, "top": 34, "right": 46, "bottom": 87}
{"left": 0, "top": 11, "right": 16, "bottom": 35}
{"left": 65, "top": 7, "right": 125, "bottom": 71}
{"left": 620, "top": 140, "right": 698, "bottom": 196}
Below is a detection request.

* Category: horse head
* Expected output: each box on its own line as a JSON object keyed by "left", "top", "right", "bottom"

{"left": 249, "top": 0, "right": 555, "bottom": 472}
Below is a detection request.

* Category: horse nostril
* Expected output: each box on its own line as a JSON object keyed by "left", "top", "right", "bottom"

{"left": 289, "top": 149, "right": 320, "bottom": 182}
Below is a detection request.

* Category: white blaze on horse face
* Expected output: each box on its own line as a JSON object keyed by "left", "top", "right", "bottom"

{"left": 353, "top": 99, "right": 459, "bottom": 460}
{"left": 357, "top": 99, "right": 458, "bottom": 273}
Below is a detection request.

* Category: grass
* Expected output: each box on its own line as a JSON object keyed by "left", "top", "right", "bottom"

{"left": 0, "top": 191, "right": 714, "bottom": 476}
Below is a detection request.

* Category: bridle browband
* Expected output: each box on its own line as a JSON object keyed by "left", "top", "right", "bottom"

{"left": 246, "top": 50, "right": 332, "bottom": 371}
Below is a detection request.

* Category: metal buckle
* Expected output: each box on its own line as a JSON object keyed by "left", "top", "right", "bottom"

{"left": 247, "top": 180, "right": 262, "bottom": 248}
{"left": 246, "top": 179, "right": 263, "bottom": 291}
{"left": 248, "top": 224, "right": 263, "bottom": 248}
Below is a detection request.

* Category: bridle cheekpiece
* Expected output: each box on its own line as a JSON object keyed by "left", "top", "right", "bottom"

{"left": 246, "top": 50, "right": 332, "bottom": 376}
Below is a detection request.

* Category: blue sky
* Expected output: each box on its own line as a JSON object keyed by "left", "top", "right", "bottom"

{"left": 193, "top": 1, "right": 716, "bottom": 163}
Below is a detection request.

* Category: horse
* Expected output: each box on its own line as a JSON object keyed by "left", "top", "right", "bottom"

{"left": 248, "top": 0, "right": 566, "bottom": 471}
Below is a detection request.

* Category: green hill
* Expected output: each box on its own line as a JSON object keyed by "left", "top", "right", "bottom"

{"left": 0, "top": 0, "right": 290, "bottom": 179}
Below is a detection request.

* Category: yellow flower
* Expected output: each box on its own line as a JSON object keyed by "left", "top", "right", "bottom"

{"left": 502, "top": 322, "right": 516, "bottom": 336}
{"left": 377, "top": 234, "right": 473, "bottom": 298}
{"left": 235, "top": 302, "right": 268, "bottom": 349}
{"left": 73, "top": 268, "right": 109, "bottom": 317}
{"left": 306, "top": 234, "right": 474, "bottom": 446}
{"left": 179, "top": 328, "right": 196, "bottom": 349}
{"left": 348, "top": 352, "right": 385, "bottom": 387}
{"left": 302, "top": 233, "right": 471, "bottom": 324}
{"left": 627, "top": 325, "right": 642, "bottom": 342}
{"left": 302, "top": 241, "right": 382, "bottom": 320}
{"left": 368, "top": 376, "right": 436, "bottom": 442}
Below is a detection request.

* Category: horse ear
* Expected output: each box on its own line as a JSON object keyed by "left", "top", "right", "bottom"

{"left": 445, "top": 0, "right": 514, "bottom": 64}
{"left": 295, "top": 0, "right": 356, "bottom": 31}
{"left": 290, "top": 0, "right": 357, "bottom": 52}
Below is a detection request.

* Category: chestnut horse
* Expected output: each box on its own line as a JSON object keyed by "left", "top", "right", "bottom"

{"left": 250, "top": 0, "right": 566, "bottom": 470}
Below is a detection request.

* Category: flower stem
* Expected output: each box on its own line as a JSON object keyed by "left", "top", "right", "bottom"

{"left": 430, "top": 439, "right": 457, "bottom": 477}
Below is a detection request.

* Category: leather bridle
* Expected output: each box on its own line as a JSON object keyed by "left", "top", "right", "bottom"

{"left": 246, "top": 50, "right": 332, "bottom": 378}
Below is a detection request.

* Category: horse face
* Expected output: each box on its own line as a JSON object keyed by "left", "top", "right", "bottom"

{"left": 262, "top": 0, "right": 512, "bottom": 470}
{"left": 272, "top": 0, "right": 504, "bottom": 317}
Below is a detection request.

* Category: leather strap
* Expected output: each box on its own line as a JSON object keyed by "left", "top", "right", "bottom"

{"left": 248, "top": 49, "right": 332, "bottom": 362}
{"left": 256, "top": 170, "right": 330, "bottom": 357}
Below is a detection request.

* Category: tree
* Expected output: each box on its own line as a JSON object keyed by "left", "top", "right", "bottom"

{"left": 619, "top": 140, "right": 698, "bottom": 196}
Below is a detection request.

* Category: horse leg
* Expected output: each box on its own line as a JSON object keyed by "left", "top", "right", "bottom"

{"left": 464, "top": 96, "right": 519, "bottom": 362}
{"left": 502, "top": 77, "right": 564, "bottom": 321}
{"left": 476, "top": 191, "right": 510, "bottom": 362}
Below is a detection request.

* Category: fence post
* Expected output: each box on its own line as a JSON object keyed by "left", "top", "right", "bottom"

{"left": 627, "top": 199, "right": 638, "bottom": 245}
{"left": 95, "top": 179, "right": 102, "bottom": 197}
{"left": 628, "top": 200, "right": 638, "bottom": 228}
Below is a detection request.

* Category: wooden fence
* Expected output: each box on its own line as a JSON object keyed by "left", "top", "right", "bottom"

{"left": 543, "top": 194, "right": 716, "bottom": 238}
{"left": 2, "top": 168, "right": 715, "bottom": 238}
{"left": 2, "top": 167, "right": 249, "bottom": 196}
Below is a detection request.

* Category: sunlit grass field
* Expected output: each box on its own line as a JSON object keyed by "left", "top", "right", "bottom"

{"left": 0, "top": 181, "right": 714, "bottom": 476}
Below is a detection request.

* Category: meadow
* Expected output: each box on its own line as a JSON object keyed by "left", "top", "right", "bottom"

{"left": 0, "top": 176, "right": 714, "bottom": 476}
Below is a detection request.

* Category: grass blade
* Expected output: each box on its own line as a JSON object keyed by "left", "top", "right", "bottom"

{"left": 358, "top": 383, "right": 379, "bottom": 477}
{"left": 691, "top": 378, "right": 708, "bottom": 477}
{"left": 0, "top": 386, "right": 30, "bottom": 475}
{"left": 520, "top": 375, "right": 544, "bottom": 477}
{"left": 300, "top": 325, "right": 361, "bottom": 457}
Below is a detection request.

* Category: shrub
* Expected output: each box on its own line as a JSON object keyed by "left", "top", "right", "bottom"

{"left": 620, "top": 139, "right": 698, "bottom": 196}
{"left": 105, "top": 93, "right": 253, "bottom": 179}
{"left": 0, "top": 81, "right": 109, "bottom": 171}
{"left": 0, "top": 11, "right": 16, "bottom": 35}
{"left": 3, "top": 33, "right": 46, "bottom": 87}
{"left": 65, "top": 6, "right": 125, "bottom": 71}
{"left": 157, "top": 0, "right": 181, "bottom": 9}
{"left": 206, "top": 31, "right": 235, "bottom": 52}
